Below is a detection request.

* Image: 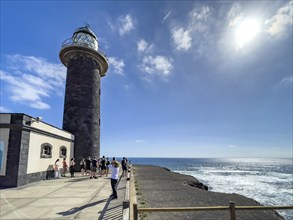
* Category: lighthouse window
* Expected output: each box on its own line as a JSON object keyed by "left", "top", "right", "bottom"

{"left": 60, "top": 146, "right": 67, "bottom": 158}
{"left": 40, "top": 143, "right": 52, "bottom": 158}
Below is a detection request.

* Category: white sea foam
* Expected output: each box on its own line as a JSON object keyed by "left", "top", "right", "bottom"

{"left": 131, "top": 157, "right": 292, "bottom": 219}
{"left": 176, "top": 167, "right": 293, "bottom": 220}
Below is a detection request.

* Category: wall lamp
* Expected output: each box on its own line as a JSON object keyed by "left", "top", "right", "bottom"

{"left": 25, "top": 117, "right": 43, "bottom": 126}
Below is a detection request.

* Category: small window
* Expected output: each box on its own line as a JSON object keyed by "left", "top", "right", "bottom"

{"left": 60, "top": 146, "right": 67, "bottom": 158}
{"left": 41, "top": 143, "right": 52, "bottom": 158}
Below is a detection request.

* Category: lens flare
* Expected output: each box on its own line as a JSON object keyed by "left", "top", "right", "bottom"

{"left": 235, "top": 18, "right": 261, "bottom": 48}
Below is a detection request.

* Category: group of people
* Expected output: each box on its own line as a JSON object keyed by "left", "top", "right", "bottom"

{"left": 79, "top": 156, "right": 129, "bottom": 199}
{"left": 79, "top": 156, "right": 110, "bottom": 179}
{"left": 53, "top": 156, "right": 130, "bottom": 200}
{"left": 54, "top": 158, "right": 76, "bottom": 178}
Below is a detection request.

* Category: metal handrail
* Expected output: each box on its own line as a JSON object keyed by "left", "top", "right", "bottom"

{"left": 122, "top": 170, "right": 131, "bottom": 220}
{"left": 133, "top": 202, "right": 293, "bottom": 220}
{"left": 61, "top": 38, "right": 107, "bottom": 57}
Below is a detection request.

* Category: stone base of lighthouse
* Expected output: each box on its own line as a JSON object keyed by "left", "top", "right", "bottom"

{"left": 63, "top": 54, "right": 101, "bottom": 160}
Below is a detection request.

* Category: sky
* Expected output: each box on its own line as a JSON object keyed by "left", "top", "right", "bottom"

{"left": 0, "top": 1, "right": 292, "bottom": 158}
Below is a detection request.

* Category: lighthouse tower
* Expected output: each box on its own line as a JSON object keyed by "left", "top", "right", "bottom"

{"left": 59, "top": 26, "right": 108, "bottom": 161}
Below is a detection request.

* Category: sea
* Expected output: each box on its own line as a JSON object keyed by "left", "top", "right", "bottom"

{"left": 127, "top": 158, "right": 293, "bottom": 220}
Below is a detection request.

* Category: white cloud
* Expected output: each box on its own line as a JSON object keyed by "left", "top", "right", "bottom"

{"left": 227, "top": 3, "right": 243, "bottom": 27}
{"left": 190, "top": 5, "right": 210, "bottom": 21}
{"left": 141, "top": 55, "right": 173, "bottom": 76}
{"left": 1, "top": 70, "right": 51, "bottom": 109}
{"left": 137, "top": 39, "right": 148, "bottom": 52}
{"left": 265, "top": 2, "right": 293, "bottom": 36}
{"left": 135, "top": 139, "right": 145, "bottom": 143}
{"left": 137, "top": 39, "right": 154, "bottom": 54}
{"left": 108, "top": 57, "right": 125, "bottom": 75}
{"left": 170, "top": 5, "right": 211, "bottom": 53}
{"left": 279, "top": 76, "right": 293, "bottom": 86}
{"left": 171, "top": 27, "right": 192, "bottom": 51}
{"left": 189, "top": 5, "right": 212, "bottom": 33}
{"left": 162, "top": 11, "right": 171, "bottom": 23}
{"left": 7, "top": 54, "right": 65, "bottom": 88}
{"left": 0, "top": 55, "right": 66, "bottom": 109}
{"left": 137, "top": 39, "right": 172, "bottom": 80}
{"left": 118, "top": 14, "right": 135, "bottom": 36}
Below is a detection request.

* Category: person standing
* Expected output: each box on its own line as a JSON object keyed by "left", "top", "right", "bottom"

{"left": 100, "top": 156, "right": 106, "bottom": 177}
{"left": 85, "top": 156, "right": 91, "bottom": 176}
{"left": 80, "top": 158, "right": 86, "bottom": 175}
{"left": 54, "top": 159, "right": 60, "bottom": 178}
{"left": 106, "top": 157, "right": 110, "bottom": 177}
{"left": 62, "top": 158, "right": 68, "bottom": 177}
{"left": 109, "top": 158, "right": 120, "bottom": 199}
{"left": 69, "top": 158, "right": 75, "bottom": 177}
{"left": 91, "top": 157, "right": 98, "bottom": 179}
{"left": 121, "top": 157, "right": 128, "bottom": 177}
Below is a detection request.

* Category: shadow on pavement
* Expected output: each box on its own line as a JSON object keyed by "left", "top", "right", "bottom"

{"left": 65, "top": 177, "right": 93, "bottom": 182}
{"left": 57, "top": 198, "right": 107, "bottom": 216}
{"left": 98, "top": 196, "right": 122, "bottom": 220}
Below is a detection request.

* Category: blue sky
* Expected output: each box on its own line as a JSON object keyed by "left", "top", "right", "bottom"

{"left": 1, "top": 1, "right": 292, "bottom": 158}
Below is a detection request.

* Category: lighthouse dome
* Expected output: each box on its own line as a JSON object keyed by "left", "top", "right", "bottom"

{"left": 72, "top": 26, "right": 98, "bottom": 50}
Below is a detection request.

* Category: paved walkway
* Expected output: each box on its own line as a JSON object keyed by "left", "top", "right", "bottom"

{"left": 0, "top": 173, "right": 127, "bottom": 220}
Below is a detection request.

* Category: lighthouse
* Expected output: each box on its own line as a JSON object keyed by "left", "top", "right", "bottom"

{"left": 59, "top": 26, "right": 108, "bottom": 161}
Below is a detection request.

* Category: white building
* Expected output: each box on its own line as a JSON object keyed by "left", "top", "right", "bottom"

{"left": 0, "top": 113, "right": 74, "bottom": 187}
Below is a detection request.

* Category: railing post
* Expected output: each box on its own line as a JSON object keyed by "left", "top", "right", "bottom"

{"left": 229, "top": 202, "right": 236, "bottom": 220}
{"left": 133, "top": 203, "right": 138, "bottom": 220}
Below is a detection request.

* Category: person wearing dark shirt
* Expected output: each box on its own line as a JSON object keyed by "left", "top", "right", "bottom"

{"left": 85, "top": 156, "right": 91, "bottom": 176}
{"left": 91, "top": 157, "right": 98, "bottom": 179}
{"left": 69, "top": 158, "right": 75, "bottom": 177}
{"left": 121, "top": 157, "right": 128, "bottom": 177}
{"left": 100, "top": 156, "right": 106, "bottom": 177}
{"left": 106, "top": 157, "right": 110, "bottom": 177}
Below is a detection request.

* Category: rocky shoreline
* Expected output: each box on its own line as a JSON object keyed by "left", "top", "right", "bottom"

{"left": 133, "top": 165, "right": 284, "bottom": 220}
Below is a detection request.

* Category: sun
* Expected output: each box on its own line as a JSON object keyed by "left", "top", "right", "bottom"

{"left": 235, "top": 18, "right": 261, "bottom": 49}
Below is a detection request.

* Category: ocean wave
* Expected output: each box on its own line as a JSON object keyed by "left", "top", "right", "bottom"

{"left": 131, "top": 157, "right": 292, "bottom": 219}
{"left": 175, "top": 169, "right": 293, "bottom": 219}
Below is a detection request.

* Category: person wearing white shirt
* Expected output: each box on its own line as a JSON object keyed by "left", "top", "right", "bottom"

{"left": 109, "top": 158, "right": 120, "bottom": 199}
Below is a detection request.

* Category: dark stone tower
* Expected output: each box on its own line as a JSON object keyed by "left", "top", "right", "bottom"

{"left": 59, "top": 26, "right": 108, "bottom": 161}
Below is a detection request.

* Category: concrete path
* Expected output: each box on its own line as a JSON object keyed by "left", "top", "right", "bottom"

{"left": 0, "top": 173, "right": 127, "bottom": 220}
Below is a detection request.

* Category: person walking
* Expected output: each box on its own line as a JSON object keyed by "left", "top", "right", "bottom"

{"left": 69, "top": 158, "right": 75, "bottom": 177}
{"left": 109, "top": 158, "right": 120, "bottom": 199}
{"left": 54, "top": 159, "right": 60, "bottom": 178}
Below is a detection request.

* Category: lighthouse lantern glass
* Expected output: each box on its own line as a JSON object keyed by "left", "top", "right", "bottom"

{"left": 73, "top": 31, "right": 98, "bottom": 51}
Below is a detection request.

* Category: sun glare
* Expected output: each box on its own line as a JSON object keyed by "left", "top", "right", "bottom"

{"left": 235, "top": 18, "right": 261, "bottom": 49}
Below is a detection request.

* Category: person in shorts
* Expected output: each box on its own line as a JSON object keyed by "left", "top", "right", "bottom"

{"left": 100, "top": 156, "right": 107, "bottom": 177}
{"left": 106, "top": 157, "right": 110, "bottom": 177}
{"left": 90, "top": 157, "right": 98, "bottom": 179}
{"left": 121, "top": 157, "right": 128, "bottom": 177}
{"left": 85, "top": 156, "right": 91, "bottom": 176}
{"left": 80, "top": 158, "right": 86, "bottom": 175}
{"left": 61, "top": 158, "right": 68, "bottom": 177}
